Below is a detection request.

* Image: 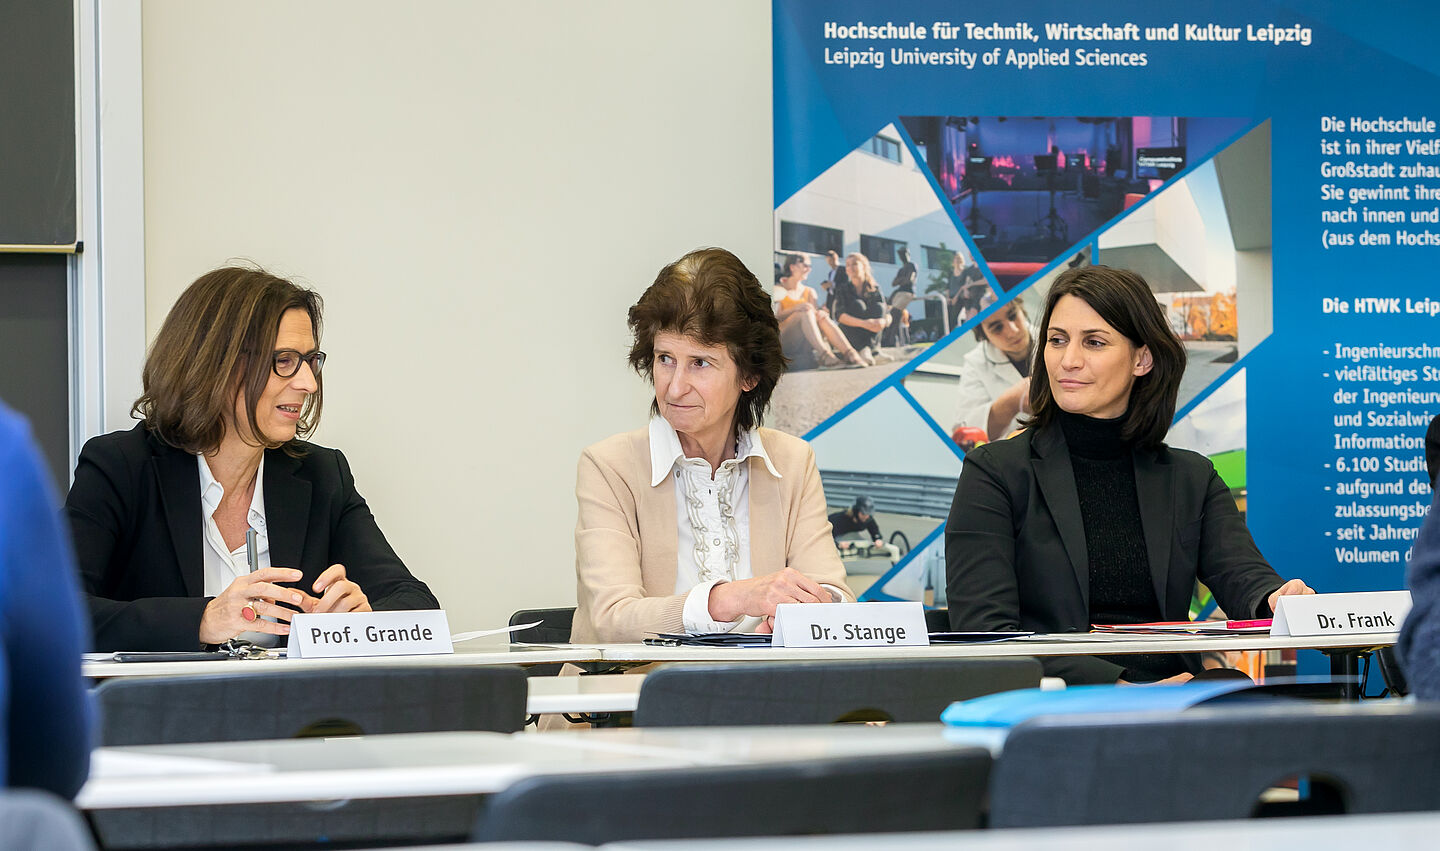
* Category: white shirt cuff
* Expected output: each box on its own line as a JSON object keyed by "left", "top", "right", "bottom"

{"left": 683, "top": 578, "right": 745, "bottom": 634}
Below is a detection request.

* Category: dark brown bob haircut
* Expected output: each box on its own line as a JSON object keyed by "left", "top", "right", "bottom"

{"left": 133, "top": 265, "right": 324, "bottom": 455}
{"left": 627, "top": 247, "right": 786, "bottom": 434}
{"left": 1026, "top": 264, "right": 1185, "bottom": 448}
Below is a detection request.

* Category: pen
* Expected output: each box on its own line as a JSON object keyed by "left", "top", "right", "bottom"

{"left": 245, "top": 527, "right": 258, "bottom": 573}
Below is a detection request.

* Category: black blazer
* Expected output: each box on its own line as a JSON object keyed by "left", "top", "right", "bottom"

{"left": 65, "top": 424, "right": 439, "bottom": 651}
{"left": 946, "top": 423, "right": 1283, "bottom": 684}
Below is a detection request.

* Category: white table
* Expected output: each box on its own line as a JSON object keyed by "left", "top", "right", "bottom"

{"left": 526, "top": 673, "right": 646, "bottom": 715}
{"left": 524, "top": 674, "right": 1061, "bottom": 717}
{"left": 603, "top": 811, "right": 1440, "bottom": 851}
{"left": 77, "top": 723, "right": 996, "bottom": 809}
{"left": 82, "top": 641, "right": 601, "bottom": 679}
{"left": 588, "top": 632, "right": 1399, "bottom": 663}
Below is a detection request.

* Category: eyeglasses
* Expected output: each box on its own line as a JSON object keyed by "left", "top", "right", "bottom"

{"left": 272, "top": 349, "right": 326, "bottom": 378}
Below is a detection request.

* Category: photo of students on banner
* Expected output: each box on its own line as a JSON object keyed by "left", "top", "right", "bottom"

{"left": 901, "top": 119, "right": 1271, "bottom": 456}
{"left": 903, "top": 246, "right": 1088, "bottom": 448}
{"left": 769, "top": 123, "right": 990, "bottom": 436}
{"left": 899, "top": 115, "right": 1247, "bottom": 284}
{"left": 806, "top": 387, "right": 960, "bottom": 598}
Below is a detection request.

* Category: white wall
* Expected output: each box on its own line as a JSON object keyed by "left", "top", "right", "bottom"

{"left": 140, "top": 0, "right": 772, "bottom": 631}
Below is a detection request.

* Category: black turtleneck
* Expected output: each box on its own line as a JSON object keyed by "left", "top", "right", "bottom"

{"left": 1059, "top": 410, "right": 1183, "bottom": 681}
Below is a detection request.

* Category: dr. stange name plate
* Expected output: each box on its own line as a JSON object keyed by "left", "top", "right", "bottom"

{"left": 1271, "top": 590, "right": 1411, "bottom": 637}
{"left": 771, "top": 601, "right": 929, "bottom": 647}
{"left": 286, "top": 610, "right": 453, "bottom": 658}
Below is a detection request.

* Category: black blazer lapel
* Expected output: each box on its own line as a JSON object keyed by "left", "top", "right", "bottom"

{"left": 1029, "top": 426, "right": 1091, "bottom": 608}
{"left": 264, "top": 449, "right": 312, "bottom": 572}
{"left": 153, "top": 442, "right": 204, "bottom": 597}
{"left": 1134, "top": 446, "right": 1175, "bottom": 612}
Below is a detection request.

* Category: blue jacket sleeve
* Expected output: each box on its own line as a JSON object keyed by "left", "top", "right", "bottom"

{"left": 0, "top": 409, "right": 94, "bottom": 798}
{"left": 1399, "top": 487, "right": 1440, "bottom": 699}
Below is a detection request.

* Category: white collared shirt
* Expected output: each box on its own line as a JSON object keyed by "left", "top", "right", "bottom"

{"left": 197, "top": 454, "right": 278, "bottom": 645}
{"left": 648, "top": 416, "right": 782, "bottom": 633}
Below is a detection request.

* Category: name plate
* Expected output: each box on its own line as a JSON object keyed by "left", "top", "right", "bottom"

{"left": 285, "top": 610, "right": 453, "bottom": 658}
{"left": 1271, "top": 591, "right": 1412, "bottom": 637}
{"left": 771, "top": 602, "right": 929, "bottom": 648}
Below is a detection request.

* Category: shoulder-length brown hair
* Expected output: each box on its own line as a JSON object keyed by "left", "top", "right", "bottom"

{"left": 627, "top": 247, "right": 785, "bottom": 433}
{"left": 1026, "top": 265, "right": 1185, "bottom": 448}
{"left": 133, "top": 265, "right": 324, "bottom": 454}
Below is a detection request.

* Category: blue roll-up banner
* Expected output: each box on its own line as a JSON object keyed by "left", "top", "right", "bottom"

{"left": 772, "top": 0, "right": 1440, "bottom": 612}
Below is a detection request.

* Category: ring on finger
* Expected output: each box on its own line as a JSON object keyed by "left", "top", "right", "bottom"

{"left": 241, "top": 600, "right": 258, "bottom": 622}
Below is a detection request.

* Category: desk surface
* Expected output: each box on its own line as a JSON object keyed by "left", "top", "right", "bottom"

{"left": 601, "top": 811, "right": 1440, "bottom": 851}
{"left": 526, "top": 674, "right": 646, "bottom": 714}
{"left": 82, "top": 642, "right": 598, "bottom": 679}
{"left": 77, "top": 723, "right": 996, "bottom": 810}
{"left": 82, "top": 631, "right": 1398, "bottom": 678}
{"left": 587, "top": 631, "right": 1399, "bottom": 663}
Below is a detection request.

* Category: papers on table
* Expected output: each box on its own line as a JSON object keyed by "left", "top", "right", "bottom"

{"left": 451, "top": 621, "right": 542, "bottom": 643}
{"left": 1091, "top": 619, "right": 1273, "bottom": 635}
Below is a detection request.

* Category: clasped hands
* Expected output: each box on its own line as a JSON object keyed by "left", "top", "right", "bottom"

{"left": 706, "top": 567, "right": 834, "bottom": 635}
{"left": 199, "top": 563, "right": 372, "bottom": 644}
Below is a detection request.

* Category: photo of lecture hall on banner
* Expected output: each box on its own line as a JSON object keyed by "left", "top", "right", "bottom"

{"left": 773, "top": 0, "right": 1440, "bottom": 626}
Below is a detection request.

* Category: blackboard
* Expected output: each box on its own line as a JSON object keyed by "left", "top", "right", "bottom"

{"left": 0, "top": 0, "right": 77, "bottom": 246}
{"left": 0, "top": 254, "right": 71, "bottom": 493}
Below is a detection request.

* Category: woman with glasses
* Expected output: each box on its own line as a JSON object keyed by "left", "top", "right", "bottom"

{"left": 65, "top": 266, "right": 438, "bottom": 651}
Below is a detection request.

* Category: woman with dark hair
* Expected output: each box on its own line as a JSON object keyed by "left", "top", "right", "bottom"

{"left": 570, "top": 248, "right": 852, "bottom": 643}
{"left": 66, "top": 266, "right": 438, "bottom": 651}
{"left": 946, "top": 265, "right": 1312, "bottom": 684}
{"left": 834, "top": 252, "right": 891, "bottom": 364}
{"left": 772, "top": 253, "right": 867, "bottom": 369}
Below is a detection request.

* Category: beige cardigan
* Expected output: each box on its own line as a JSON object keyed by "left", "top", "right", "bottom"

{"left": 570, "top": 425, "right": 853, "bottom": 643}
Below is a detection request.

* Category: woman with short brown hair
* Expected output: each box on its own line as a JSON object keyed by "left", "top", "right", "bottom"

{"left": 571, "top": 247, "right": 852, "bottom": 643}
{"left": 66, "top": 265, "right": 438, "bottom": 651}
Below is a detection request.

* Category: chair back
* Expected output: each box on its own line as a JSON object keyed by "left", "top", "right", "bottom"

{"left": 924, "top": 608, "right": 951, "bottom": 632}
{"left": 0, "top": 790, "right": 96, "bottom": 851}
{"left": 473, "top": 750, "right": 992, "bottom": 843}
{"left": 990, "top": 701, "right": 1440, "bottom": 827}
{"left": 633, "top": 657, "right": 1041, "bottom": 727}
{"left": 94, "top": 665, "right": 527, "bottom": 745}
{"left": 508, "top": 607, "right": 574, "bottom": 644}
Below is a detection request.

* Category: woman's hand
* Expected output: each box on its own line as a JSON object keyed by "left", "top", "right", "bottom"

{"left": 199, "top": 567, "right": 315, "bottom": 644}
{"left": 707, "top": 568, "right": 829, "bottom": 623}
{"left": 1267, "top": 578, "right": 1316, "bottom": 613}
{"left": 312, "top": 563, "right": 373, "bottom": 614}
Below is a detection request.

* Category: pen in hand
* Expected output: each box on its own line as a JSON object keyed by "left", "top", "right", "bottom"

{"left": 240, "top": 528, "right": 260, "bottom": 625}
{"left": 245, "top": 527, "right": 259, "bottom": 573}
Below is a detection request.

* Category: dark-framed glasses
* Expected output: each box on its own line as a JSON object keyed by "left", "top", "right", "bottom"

{"left": 272, "top": 349, "right": 326, "bottom": 378}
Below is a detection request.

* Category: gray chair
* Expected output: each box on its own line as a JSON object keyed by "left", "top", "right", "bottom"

{"left": 0, "top": 790, "right": 96, "bottom": 851}
{"left": 472, "top": 750, "right": 992, "bottom": 843}
{"left": 989, "top": 701, "right": 1440, "bottom": 827}
{"left": 93, "top": 665, "right": 527, "bottom": 745}
{"left": 632, "top": 657, "right": 1042, "bottom": 726}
